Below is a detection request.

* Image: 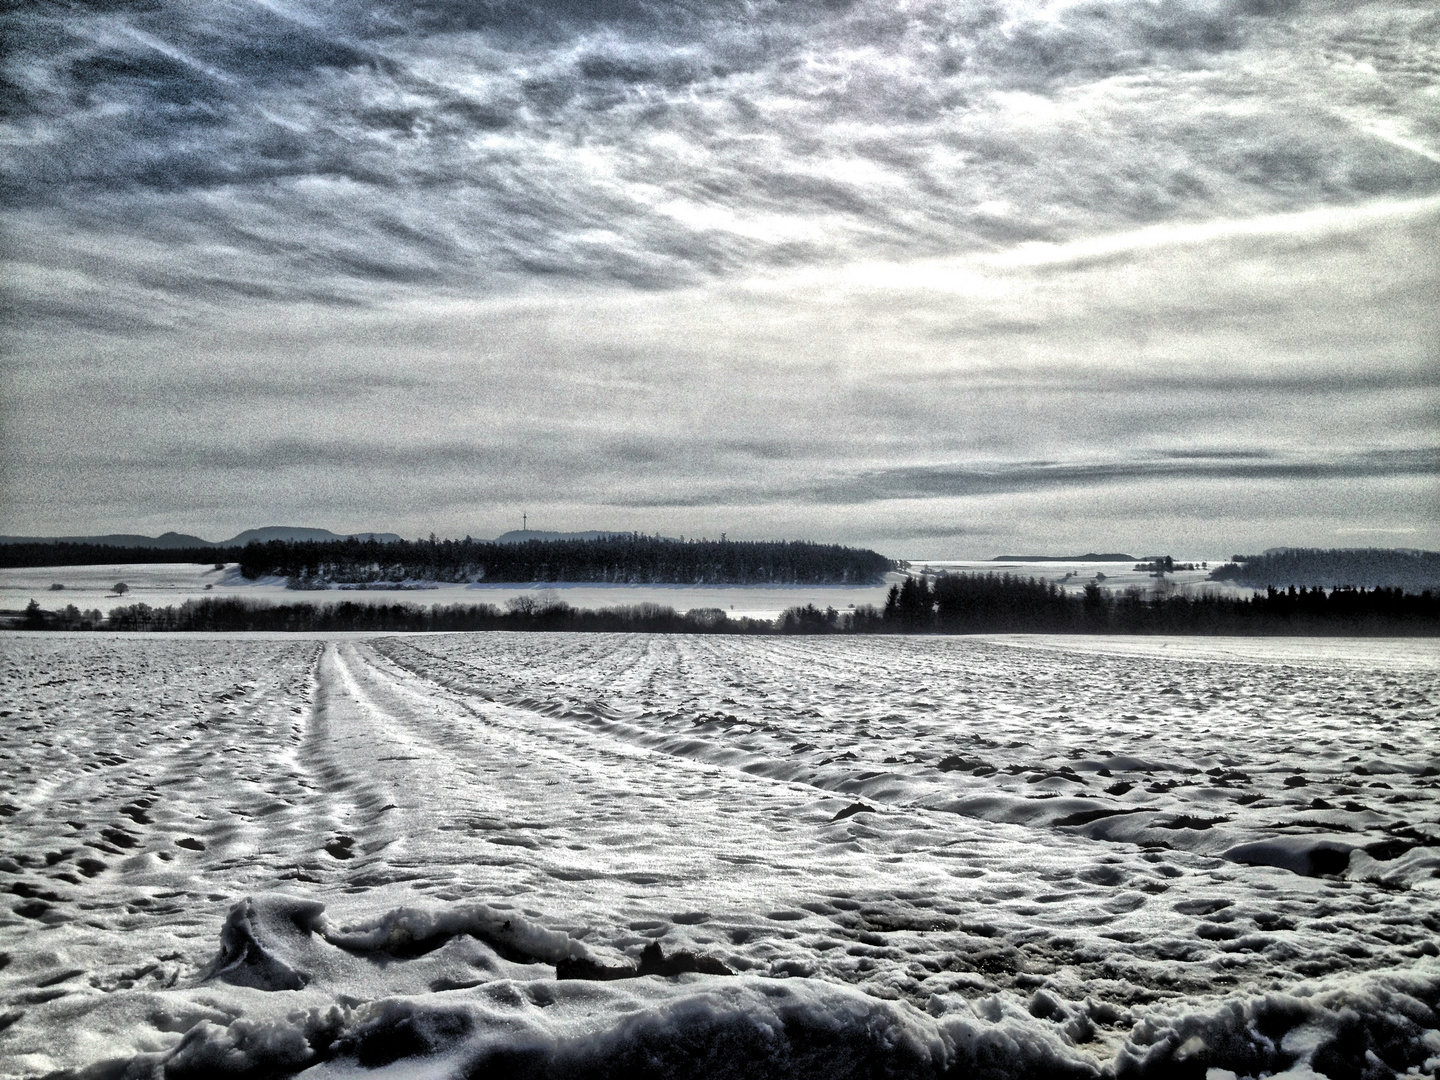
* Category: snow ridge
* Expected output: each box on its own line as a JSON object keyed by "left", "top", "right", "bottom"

{"left": 129, "top": 894, "right": 1440, "bottom": 1079}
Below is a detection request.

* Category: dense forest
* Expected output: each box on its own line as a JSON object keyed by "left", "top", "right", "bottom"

{"left": 17, "top": 572, "right": 1439, "bottom": 635}
{"left": 1210, "top": 548, "right": 1440, "bottom": 592}
{"left": 879, "top": 573, "right": 1440, "bottom": 635}
{"left": 0, "top": 541, "right": 238, "bottom": 568}
{"left": 0, "top": 534, "right": 893, "bottom": 584}
{"left": 84, "top": 599, "right": 772, "bottom": 634}
{"left": 232, "top": 534, "right": 894, "bottom": 585}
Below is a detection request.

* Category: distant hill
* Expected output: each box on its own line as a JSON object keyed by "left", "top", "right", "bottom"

{"left": 0, "top": 526, "right": 407, "bottom": 569}
{"left": 0, "top": 526, "right": 403, "bottom": 548}
{"left": 0, "top": 531, "right": 213, "bottom": 549}
{"left": 1210, "top": 548, "right": 1440, "bottom": 592}
{"left": 224, "top": 527, "right": 404, "bottom": 545}
{"left": 993, "top": 553, "right": 1137, "bottom": 562}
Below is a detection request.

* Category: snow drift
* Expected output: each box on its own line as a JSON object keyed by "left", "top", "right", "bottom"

{"left": 112, "top": 895, "right": 1440, "bottom": 1080}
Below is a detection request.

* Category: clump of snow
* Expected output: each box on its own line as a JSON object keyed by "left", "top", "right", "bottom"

{"left": 209, "top": 894, "right": 327, "bottom": 990}
{"left": 1222, "top": 836, "right": 1356, "bottom": 878}
{"left": 1113, "top": 969, "right": 1440, "bottom": 1079}
{"left": 318, "top": 900, "right": 598, "bottom": 965}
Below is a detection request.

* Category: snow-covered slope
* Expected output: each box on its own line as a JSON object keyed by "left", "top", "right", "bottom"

{"left": 0, "top": 633, "right": 1436, "bottom": 1078}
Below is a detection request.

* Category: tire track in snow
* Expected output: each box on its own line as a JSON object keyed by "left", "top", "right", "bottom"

{"left": 333, "top": 638, "right": 1065, "bottom": 962}
{"left": 369, "top": 635, "right": 1027, "bottom": 826}
{"left": 360, "top": 632, "right": 1440, "bottom": 996}
{"left": 298, "top": 643, "right": 422, "bottom": 874}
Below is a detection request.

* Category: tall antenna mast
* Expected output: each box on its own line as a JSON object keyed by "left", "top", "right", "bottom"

{"left": 523, "top": 513, "right": 527, "bottom": 532}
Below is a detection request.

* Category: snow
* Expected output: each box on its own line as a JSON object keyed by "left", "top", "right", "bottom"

{"left": 0, "top": 563, "right": 902, "bottom": 621}
{"left": 2, "top": 554, "right": 1254, "bottom": 626}
{"left": 1, "top": 631, "right": 1437, "bottom": 1078}
{"left": 923, "top": 559, "right": 1256, "bottom": 600}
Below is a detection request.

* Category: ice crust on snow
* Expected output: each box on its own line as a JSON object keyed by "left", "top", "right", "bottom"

{"left": 0, "top": 631, "right": 1437, "bottom": 1078}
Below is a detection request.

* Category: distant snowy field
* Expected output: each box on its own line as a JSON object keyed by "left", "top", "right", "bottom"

{"left": 0, "top": 563, "right": 900, "bottom": 621}
{"left": 923, "top": 560, "right": 1256, "bottom": 600}
{"left": 0, "top": 556, "right": 1251, "bottom": 626}
{"left": 1, "top": 632, "right": 1437, "bottom": 1078}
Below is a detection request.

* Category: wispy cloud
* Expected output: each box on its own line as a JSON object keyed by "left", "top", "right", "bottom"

{"left": 4, "top": 0, "right": 1439, "bottom": 327}
{"left": 2, "top": 0, "right": 1437, "bottom": 552}
{"left": 819, "top": 450, "right": 1440, "bottom": 506}
{"left": 1335, "top": 527, "right": 1419, "bottom": 536}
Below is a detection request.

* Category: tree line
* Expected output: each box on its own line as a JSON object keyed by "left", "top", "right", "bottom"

{"left": 15, "top": 572, "right": 1439, "bottom": 635}
{"left": 0, "top": 542, "right": 236, "bottom": 568}
{"left": 1210, "top": 547, "right": 1440, "bottom": 592}
{"left": 233, "top": 534, "right": 894, "bottom": 585}
{"left": 873, "top": 572, "right": 1440, "bottom": 634}
{"left": 24, "top": 597, "right": 775, "bottom": 634}
{"left": 0, "top": 534, "right": 895, "bottom": 583}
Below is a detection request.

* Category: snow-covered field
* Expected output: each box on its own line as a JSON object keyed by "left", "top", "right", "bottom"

{"left": 1, "top": 556, "right": 1249, "bottom": 627}
{"left": 0, "top": 564, "right": 901, "bottom": 622}
{"left": 921, "top": 560, "right": 1256, "bottom": 600}
{"left": 1, "top": 632, "right": 1437, "bottom": 1078}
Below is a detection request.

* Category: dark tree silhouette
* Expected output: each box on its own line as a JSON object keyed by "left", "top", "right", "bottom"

{"left": 228, "top": 534, "right": 892, "bottom": 587}
{"left": 1211, "top": 548, "right": 1440, "bottom": 592}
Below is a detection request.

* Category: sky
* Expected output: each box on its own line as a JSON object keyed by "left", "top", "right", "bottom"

{"left": 1, "top": 0, "right": 1437, "bottom": 559}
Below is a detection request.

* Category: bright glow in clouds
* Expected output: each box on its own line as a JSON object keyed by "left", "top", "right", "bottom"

{"left": 0, "top": 0, "right": 1436, "bottom": 554}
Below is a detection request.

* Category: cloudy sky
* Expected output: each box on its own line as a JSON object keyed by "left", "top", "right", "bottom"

{"left": 2, "top": 0, "right": 1436, "bottom": 557}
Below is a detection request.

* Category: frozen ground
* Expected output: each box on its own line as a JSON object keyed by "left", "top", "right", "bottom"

{"left": 0, "top": 632, "right": 1437, "bottom": 1078}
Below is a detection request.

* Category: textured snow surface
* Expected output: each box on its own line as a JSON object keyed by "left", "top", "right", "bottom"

{"left": 1, "top": 632, "right": 1437, "bottom": 1078}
